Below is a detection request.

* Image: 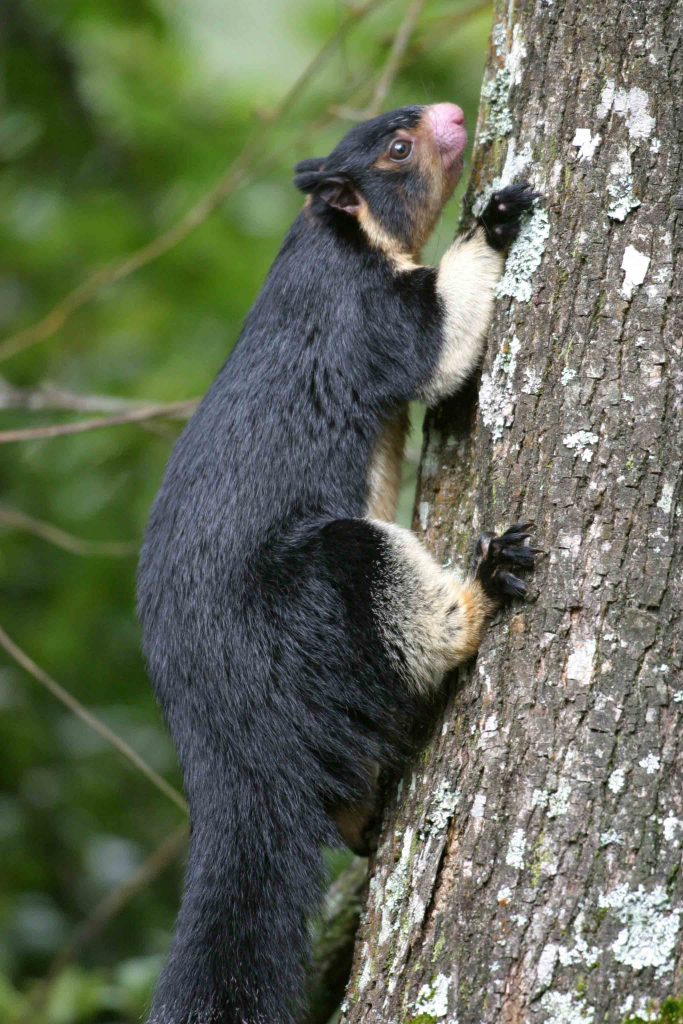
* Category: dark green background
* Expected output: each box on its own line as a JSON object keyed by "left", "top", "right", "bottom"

{"left": 0, "top": 1, "right": 490, "bottom": 1019}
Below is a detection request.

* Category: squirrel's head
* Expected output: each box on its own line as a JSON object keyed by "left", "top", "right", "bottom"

{"left": 293, "top": 104, "right": 467, "bottom": 256}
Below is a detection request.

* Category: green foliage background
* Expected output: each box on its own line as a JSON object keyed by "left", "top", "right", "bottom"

{"left": 0, "top": 1, "right": 490, "bottom": 1019}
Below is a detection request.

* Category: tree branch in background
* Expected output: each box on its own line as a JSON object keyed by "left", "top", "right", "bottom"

{"left": 399, "top": 0, "right": 490, "bottom": 61}
{"left": 0, "top": 376, "right": 172, "bottom": 414}
{"left": 23, "top": 836, "right": 366, "bottom": 1024}
{"left": 0, "top": 399, "right": 197, "bottom": 444}
{"left": 0, "top": 625, "right": 188, "bottom": 813}
{"left": 0, "top": 0, "right": 390, "bottom": 366}
{"left": 21, "top": 824, "right": 189, "bottom": 1022}
{"left": 334, "top": 0, "right": 427, "bottom": 120}
{"left": 0, "top": 5, "right": 479, "bottom": 1019}
{"left": 308, "top": 857, "right": 368, "bottom": 1024}
{"left": 0, "top": 504, "right": 137, "bottom": 557}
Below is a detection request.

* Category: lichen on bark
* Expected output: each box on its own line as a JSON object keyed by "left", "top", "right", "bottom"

{"left": 341, "top": 0, "right": 683, "bottom": 1021}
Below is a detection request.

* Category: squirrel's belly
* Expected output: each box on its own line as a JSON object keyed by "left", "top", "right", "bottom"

{"left": 365, "top": 405, "right": 409, "bottom": 522}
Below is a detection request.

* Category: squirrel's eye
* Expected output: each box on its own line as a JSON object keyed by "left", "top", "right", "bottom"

{"left": 389, "top": 138, "right": 413, "bottom": 162}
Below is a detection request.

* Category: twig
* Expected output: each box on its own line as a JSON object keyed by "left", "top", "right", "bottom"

{"left": 24, "top": 824, "right": 189, "bottom": 1020}
{"left": 52, "top": 825, "right": 188, "bottom": 973}
{"left": 368, "top": 0, "right": 427, "bottom": 114}
{"left": 0, "top": 376, "right": 165, "bottom": 415}
{"left": 405, "top": 0, "right": 491, "bottom": 59}
{"left": 336, "top": 0, "right": 428, "bottom": 120}
{"left": 29, "top": 837, "right": 365, "bottom": 1024}
{"left": 0, "top": 398, "right": 197, "bottom": 444}
{"left": 0, "top": 0, "right": 390, "bottom": 365}
{"left": 0, "top": 504, "right": 137, "bottom": 557}
{"left": 0, "top": 625, "right": 188, "bottom": 813}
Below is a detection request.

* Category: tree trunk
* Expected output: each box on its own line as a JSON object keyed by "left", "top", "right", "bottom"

{"left": 342, "top": 2, "right": 683, "bottom": 1022}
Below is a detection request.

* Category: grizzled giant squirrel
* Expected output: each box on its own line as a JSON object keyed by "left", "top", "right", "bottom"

{"left": 137, "top": 102, "right": 540, "bottom": 1024}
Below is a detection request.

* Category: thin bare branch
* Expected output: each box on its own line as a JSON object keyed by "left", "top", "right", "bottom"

{"left": 52, "top": 826, "right": 188, "bottom": 975}
{"left": 368, "top": 0, "right": 427, "bottom": 115}
{"left": 0, "top": 398, "right": 197, "bottom": 444}
{"left": 0, "top": 504, "right": 137, "bottom": 557}
{"left": 0, "top": 0, "right": 390, "bottom": 366}
{"left": 336, "top": 0, "right": 492, "bottom": 120}
{"left": 0, "top": 625, "right": 188, "bottom": 813}
{"left": 28, "top": 834, "right": 365, "bottom": 1024}
{"left": 24, "top": 824, "right": 189, "bottom": 1020}
{"left": 336, "top": 0, "right": 428, "bottom": 120}
{"left": 406, "top": 0, "right": 491, "bottom": 59}
{"left": 0, "top": 376, "right": 163, "bottom": 415}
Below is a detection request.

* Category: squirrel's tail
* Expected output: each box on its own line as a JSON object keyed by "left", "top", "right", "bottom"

{"left": 147, "top": 751, "right": 327, "bottom": 1024}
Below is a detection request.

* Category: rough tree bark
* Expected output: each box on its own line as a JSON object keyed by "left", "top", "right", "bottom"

{"left": 342, "top": 2, "right": 683, "bottom": 1023}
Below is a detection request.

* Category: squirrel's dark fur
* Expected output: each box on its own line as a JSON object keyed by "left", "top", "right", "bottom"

{"left": 137, "top": 103, "right": 539, "bottom": 1024}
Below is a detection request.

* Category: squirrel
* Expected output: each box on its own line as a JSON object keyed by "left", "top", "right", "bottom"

{"left": 137, "top": 102, "right": 540, "bottom": 1024}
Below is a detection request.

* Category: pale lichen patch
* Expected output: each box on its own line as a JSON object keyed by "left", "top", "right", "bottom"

{"left": 479, "top": 334, "right": 521, "bottom": 441}
{"left": 663, "top": 814, "right": 682, "bottom": 844}
{"left": 557, "top": 911, "right": 600, "bottom": 968}
{"left": 491, "top": 21, "right": 506, "bottom": 54}
{"left": 596, "top": 80, "right": 616, "bottom": 119}
{"left": 598, "top": 884, "right": 681, "bottom": 976}
{"left": 608, "top": 767, "right": 626, "bottom": 794}
{"left": 547, "top": 784, "right": 572, "bottom": 819}
{"left": 540, "top": 990, "right": 595, "bottom": 1024}
{"left": 480, "top": 69, "right": 513, "bottom": 143}
{"left": 537, "top": 943, "right": 559, "bottom": 988}
{"left": 566, "top": 639, "right": 596, "bottom": 685}
{"left": 596, "top": 81, "right": 656, "bottom": 141}
{"left": 657, "top": 481, "right": 674, "bottom": 514}
{"left": 414, "top": 973, "right": 451, "bottom": 1019}
{"left": 507, "top": 25, "right": 527, "bottom": 86}
{"left": 532, "top": 788, "right": 549, "bottom": 810}
{"left": 563, "top": 431, "right": 599, "bottom": 463}
{"left": 607, "top": 149, "right": 641, "bottom": 221}
{"left": 424, "top": 780, "right": 459, "bottom": 834}
{"left": 378, "top": 826, "right": 414, "bottom": 945}
{"left": 505, "top": 828, "right": 526, "bottom": 869}
{"left": 480, "top": 24, "right": 526, "bottom": 143}
{"left": 501, "top": 139, "right": 533, "bottom": 186}
{"left": 638, "top": 753, "right": 660, "bottom": 775}
{"left": 522, "top": 368, "right": 542, "bottom": 394}
{"left": 613, "top": 86, "right": 656, "bottom": 141}
{"left": 572, "top": 128, "right": 601, "bottom": 161}
{"left": 495, "top": 207, "right": 550, "bottom": 302}
{"left": 621, "top": 245, "right": 650, "bottom": 300}
{"left": 358, "top": 944, "right": 373, "bottom": 991}
{"left": 536, "top": 836, "right": 559, "bottom": 878}
{"left": 600, "top": 829, "right": 622, "bottom": 846}
{"left": 470, "top": 792, "right": 487, "bottom": 820}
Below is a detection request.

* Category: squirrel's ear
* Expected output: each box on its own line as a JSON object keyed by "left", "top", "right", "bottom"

{"left": 294, "top": 161, "right": 361, "bottom": 217}
{"left": 315, "top": 176, "right": 361, "bottom": 215}
{"left": 293, "top": 158, "right": 326, "bottom": 193}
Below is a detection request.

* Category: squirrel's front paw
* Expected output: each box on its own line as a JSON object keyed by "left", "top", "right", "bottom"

{"left": 472, "top": 521, "right": 541, "bottom": 602}
{"left": 478, "top": 182, "right": 540, "bottom": 251}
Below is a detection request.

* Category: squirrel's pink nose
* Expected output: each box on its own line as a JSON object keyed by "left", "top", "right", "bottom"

{"left": 427, "top": 103, "right": 467, "bottom": 160}
{"left": 444, "top": 103, "right": 465, "bottom": 124}
{"left": 429, "top": 102, "right": 465, "bottom": 128}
